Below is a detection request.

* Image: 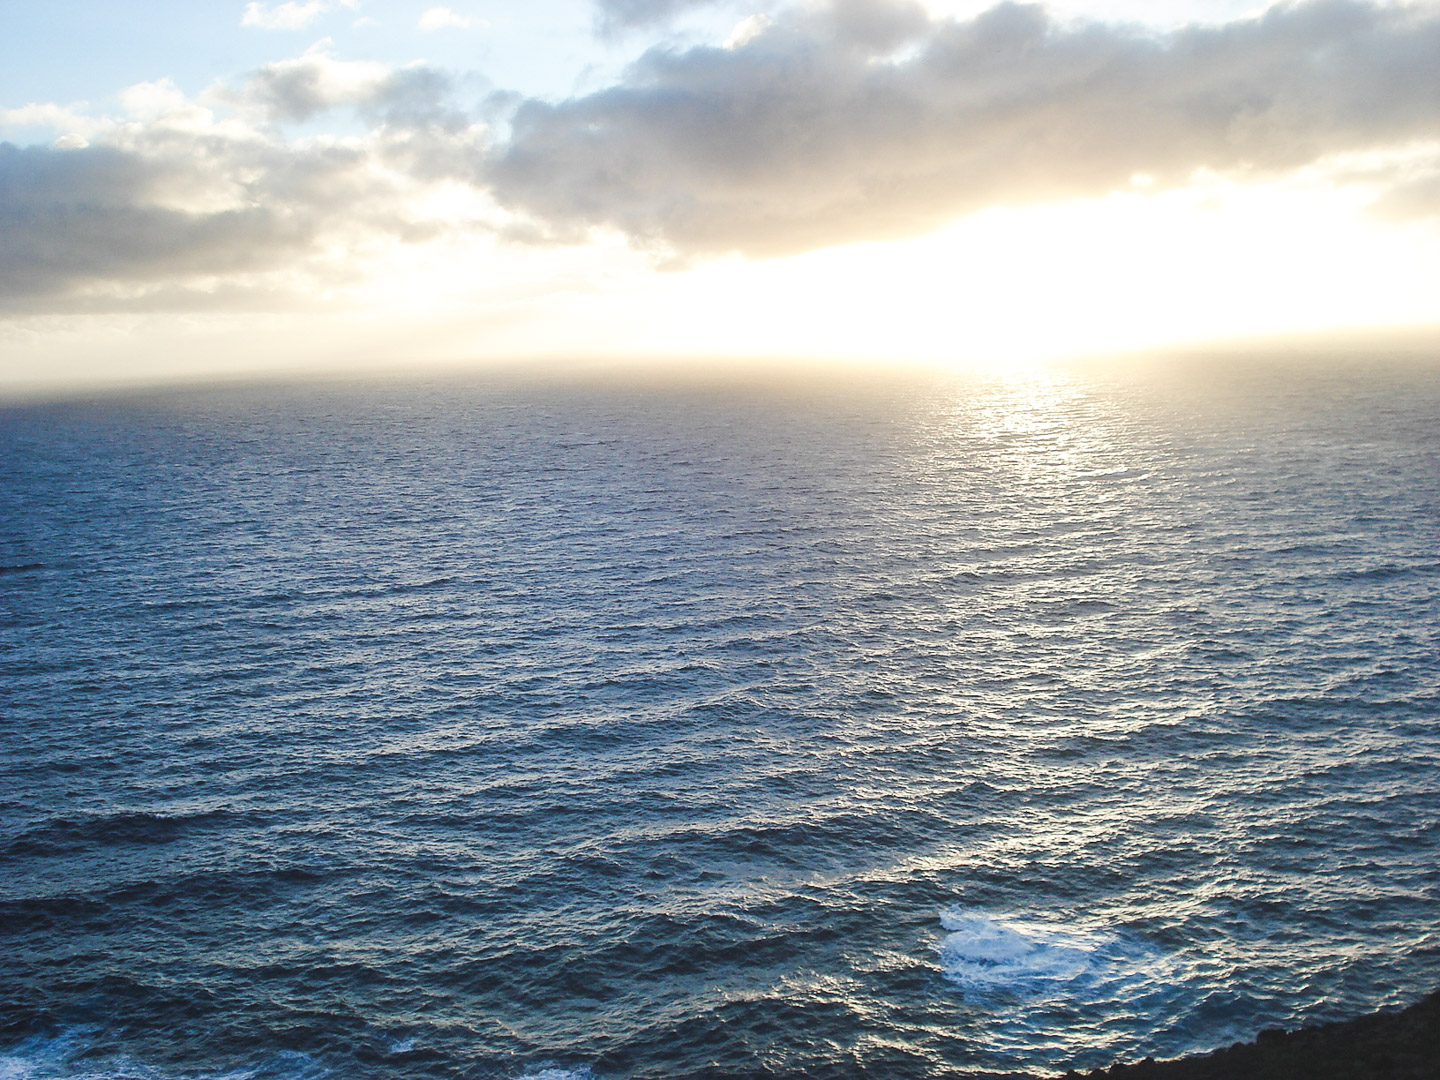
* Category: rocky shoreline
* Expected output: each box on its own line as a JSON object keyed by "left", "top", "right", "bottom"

{"left": 1058, "top": 989, "right": 1440, "bottom": 1079}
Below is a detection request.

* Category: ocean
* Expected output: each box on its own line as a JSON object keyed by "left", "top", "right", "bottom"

{"left": 1, "top": 358, "right": 1437, "bottom": 1080}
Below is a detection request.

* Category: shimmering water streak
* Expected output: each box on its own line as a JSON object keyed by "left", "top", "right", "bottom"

{"left": 1, "top": 359, "right": 1438, "bottom": 1080}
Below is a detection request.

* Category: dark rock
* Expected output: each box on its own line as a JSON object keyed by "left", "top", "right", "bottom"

{"left": 1054, "top": 989, "right": 1440, "bottom": 1080}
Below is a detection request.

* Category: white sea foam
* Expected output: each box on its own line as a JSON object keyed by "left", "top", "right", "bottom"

{"left": 0, "top": 1033, "right": 322, "bottom": 1080}
{"left": 937, "top": 908, "right": 1167, "bottom": 1000}
{"left": 513, "top": 1069, "right": 593, "bottom": 1080}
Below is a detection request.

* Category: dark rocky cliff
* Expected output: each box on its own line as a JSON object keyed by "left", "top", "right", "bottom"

{"left": 1060, "top": 990, "right": 1440, "bottom": 1080}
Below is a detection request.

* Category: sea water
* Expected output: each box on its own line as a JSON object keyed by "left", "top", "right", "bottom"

{"left": 1, "top": 358, "right": 1437, "bottom": 1079}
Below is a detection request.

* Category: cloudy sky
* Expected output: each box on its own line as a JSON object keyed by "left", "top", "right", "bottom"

{"left": 3, "top": 0, "right": 1440, "bottom": 390}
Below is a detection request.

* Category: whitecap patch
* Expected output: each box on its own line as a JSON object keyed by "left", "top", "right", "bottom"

{"left": 0, "top": 1032, "right": 324, "bottom": 1080}
{"left": 937, "top": 908, "right": 1166, "bottom": 1000}
{"left": 513, "top": 1068, "right": 593, "bottom": 1080}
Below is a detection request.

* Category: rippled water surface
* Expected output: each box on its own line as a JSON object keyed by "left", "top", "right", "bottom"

{"left": 2, "top": 359, "right": 1438, "bottom": 1080}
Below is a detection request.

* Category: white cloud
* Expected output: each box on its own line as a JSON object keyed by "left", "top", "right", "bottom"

{"left": 240, "top": 1, "right": 356, "bottom": 31}
{"left": 724, "top": 13, "right": 772, "bottom": 48}
{"left": 0, "top": 102, "right": 112, "bottom": 143}
{"left": 418, "top": 7, "right": 482, "bottom": 31}
{"left": 119, "top": 79, "right": 220, "bottom": 131}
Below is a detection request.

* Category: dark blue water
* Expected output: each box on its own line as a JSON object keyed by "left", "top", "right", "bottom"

{"left": 2, "top": 360, "right": 1438, "bottom": 1080}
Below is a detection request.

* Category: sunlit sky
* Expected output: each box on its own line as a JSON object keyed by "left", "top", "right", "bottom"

{"left": 3, "top": 0, "right": 1440, "bottom": 392}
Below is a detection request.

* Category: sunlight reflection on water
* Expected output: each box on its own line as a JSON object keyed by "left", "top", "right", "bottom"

{"left": 1, "top": 360, "right": 1438, "bottom": 1079}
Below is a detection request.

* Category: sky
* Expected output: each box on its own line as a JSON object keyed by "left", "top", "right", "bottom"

{"left": 2, "top": 0, "right": 1440, "bottom": 392}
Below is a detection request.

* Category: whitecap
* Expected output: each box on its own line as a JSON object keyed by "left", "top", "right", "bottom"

{"left": 0, "top": 1032, "right": 324, "bottom": 1080}
{"left": 937, "top": 908, "right": 1167, "bottom": 1000}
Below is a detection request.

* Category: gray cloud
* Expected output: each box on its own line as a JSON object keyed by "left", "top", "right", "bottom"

{"left": 0, "top": 56, "right": 486, "bottom": 312}
{"left": 489, "top": 0, "right": 1440, "bottom": 256}
{"left": 1, "top": 134, "right": 411, "bottom": 312}
{"left": 234, "top": 54, "right": 490, "bottom": 179}
{"left": 236, "top": 53, "right": 470, "bottom": 129}
{"left": 0, "top": 143, "right": 294, "bottom": 304}
{"left": 363, "top": 67, "right": 472, "bottom": 132}
{"left": 594, "top": 0, "right": 729, "bottom": 32}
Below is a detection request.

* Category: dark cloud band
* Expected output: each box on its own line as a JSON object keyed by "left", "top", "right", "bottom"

{"left": 489, "top": 0, "right": 1440, "bottom": 256}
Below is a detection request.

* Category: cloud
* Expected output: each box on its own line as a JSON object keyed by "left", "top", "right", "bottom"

{"left": 0, "top": 60, "right": 489, "bottom": 314}
{"left": 0, "top": 142, "right": 315, "bottom": 306}
{"left": 418, "top": 7, "right": 483, "bottom": 31}
{"left": 233, "top": 47, "right": 477, "bottom": 142}
{"left": 594, "top": 0, "right": 729, "bottom": 31}
{"left": 240, "top": 1, "right": 355, "bottom": 31}
{"left": 724, "top": 14, "right": 773, "bottom": 48}
{"left": 8, "top": 0, "right": 1440, "bottom": 319}
{"left": 236, "top": 46, "right": 395, "bottom": 123}
{"left": 487, "top": 0, "right": 1440, "bottom": 256}
{"left": 1364, "top": 146, "right": 1440, "bottom": 219}
{"left": 0, "top": 103, "right": 111, "bottom": 145}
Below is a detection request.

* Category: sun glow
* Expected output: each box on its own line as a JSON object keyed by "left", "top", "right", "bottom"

{"left": 452, "top": 166, "right": 1440, "bottom": 371}
{"left": 5, "top": 158, "right": 1440, "bottom": 393}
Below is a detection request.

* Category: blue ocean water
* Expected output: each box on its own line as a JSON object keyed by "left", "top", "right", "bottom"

{"left": 1, "top": 359, "right": 1438, "bottom": 1080}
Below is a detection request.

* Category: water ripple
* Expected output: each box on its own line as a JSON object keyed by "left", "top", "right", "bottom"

{"left": 1, "top": 361, "right": 1438, "bottom": 1078}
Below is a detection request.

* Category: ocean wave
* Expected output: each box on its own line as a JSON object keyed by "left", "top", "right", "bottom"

{"left": 0, "top": 810, "right": 252, "bottom": 859}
